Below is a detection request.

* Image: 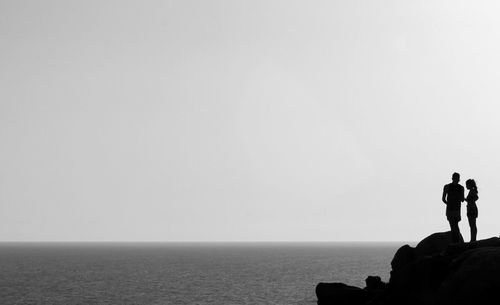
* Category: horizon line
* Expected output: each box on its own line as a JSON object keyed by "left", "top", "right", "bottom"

{"left": 0, "top": 240, "right": 416, "bottom": 243}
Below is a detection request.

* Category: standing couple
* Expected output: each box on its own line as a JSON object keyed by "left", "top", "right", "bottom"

{"left": 442, "top": 172, "right": 479, "bottom": 243}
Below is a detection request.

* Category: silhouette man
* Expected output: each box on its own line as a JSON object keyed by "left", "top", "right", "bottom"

{"left": 442, "top": 172, "right": 465, "bottom": 243}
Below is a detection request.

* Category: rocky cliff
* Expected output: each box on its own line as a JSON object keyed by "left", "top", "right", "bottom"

{"left": 316, "top": 232, "right": 500, "bottom": 305}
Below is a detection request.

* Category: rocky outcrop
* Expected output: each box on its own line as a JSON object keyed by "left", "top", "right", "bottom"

{"left": 436, "top": 246, "right": 500, "bottom": 305}
{"left": 390, "top": 244, "right": 415, "bottom": 274}
{"left": 316, "top": 232, "right": 500, "bottom": 305}
{"left": 365, "top": 276, "right": 386, "bottom": 291}
{"left": 414, "top": 231, "right": 463, "bottom": 258}
{"left": 316, "top": 282, "right": 372, "bottom": 305}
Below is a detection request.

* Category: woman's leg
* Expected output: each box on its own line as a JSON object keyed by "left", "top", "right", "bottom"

{"left": 468, "top": 217, "right": 477, "bottom": 242}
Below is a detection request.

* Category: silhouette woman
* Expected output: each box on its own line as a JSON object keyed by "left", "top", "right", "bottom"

{"left": 465, "top": 179, "right": 479, "bottom": 242}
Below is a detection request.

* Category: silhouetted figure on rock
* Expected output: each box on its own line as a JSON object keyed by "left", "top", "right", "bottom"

{"left": 442, "top": 172, "right": 465, "bottom": 243}
{"left": 465, "top": 179, "right": 479, "bottom": 242}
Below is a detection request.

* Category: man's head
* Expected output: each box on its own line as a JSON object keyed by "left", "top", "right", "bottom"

{"left": 452, "top": 172, "right": 460, "bottom": 183}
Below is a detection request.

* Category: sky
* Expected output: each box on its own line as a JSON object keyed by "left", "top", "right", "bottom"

{"left": 2, "top": 0, "right": 500, "bottom": 241}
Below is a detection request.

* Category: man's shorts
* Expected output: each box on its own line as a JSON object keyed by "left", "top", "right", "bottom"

{"left": 446, "top": 210, "right": 461, "bottom": 222}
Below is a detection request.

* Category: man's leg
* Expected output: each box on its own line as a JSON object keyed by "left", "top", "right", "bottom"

{"left": 449, "top": 219, "right": 460, "bottom": 243}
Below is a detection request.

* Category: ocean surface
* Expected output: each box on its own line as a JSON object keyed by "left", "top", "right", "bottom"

{"left": 0, "top": 242, "right": 404, "bottom": 305}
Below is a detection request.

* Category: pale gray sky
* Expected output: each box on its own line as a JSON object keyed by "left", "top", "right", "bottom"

{"left": 2, "top": 0, "right": 500, "bottom": 241}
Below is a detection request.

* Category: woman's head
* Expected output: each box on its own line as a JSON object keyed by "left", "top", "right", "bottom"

{"left": 466, "top": 179, "right": 477, "bottom": 191}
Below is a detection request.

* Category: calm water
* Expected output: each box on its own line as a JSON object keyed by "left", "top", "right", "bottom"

{"left": 0, "top": 242, "right": 402, "bottom": 305}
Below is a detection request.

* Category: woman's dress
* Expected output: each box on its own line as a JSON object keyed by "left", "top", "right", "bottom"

{"left": 466, "top": 189, "right": 478, "bottom": 219}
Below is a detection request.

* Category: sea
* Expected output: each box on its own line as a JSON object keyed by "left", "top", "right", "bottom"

{"left": 0, "top": 242, "right": 404, "bottom": 305}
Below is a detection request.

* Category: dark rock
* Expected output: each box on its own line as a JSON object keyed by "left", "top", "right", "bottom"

{"left": 316, "top": 233, "right": 500, "bottom": 305}
{"left": 387, "top": 254, "right": 451, "bottom": 305}
{"left": 436, "top": 247, "right": 500, "bottom": 305}
{"left": 365, "top": 276, "right": 386, "bottom": 291}
{"left": 465, "top": 236, "right": 500, "bottom": 249}
{"left": 387, "top": 234, "right": 500, "bottom": 305}
{"left": 316, "top": 282, "right": 372, "bottom": 305}
{"left": 414, "top": 231, "right": 463, "bottom": 258}
{"left": 390, "top": 244, "right": 415, "bottom": 274}
{"left": 442, "top": 237, "right": 500, "bottom": 257}
{"left": 390, "top": 231, "right": 462, "bottom": 281}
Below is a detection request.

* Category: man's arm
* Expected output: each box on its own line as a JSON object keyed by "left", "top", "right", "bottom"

{"left": 442, "top": 185, "right": 448, "bottom": 204}
{"left": 461, "top": 186, "right": 465, "bottom": 202}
